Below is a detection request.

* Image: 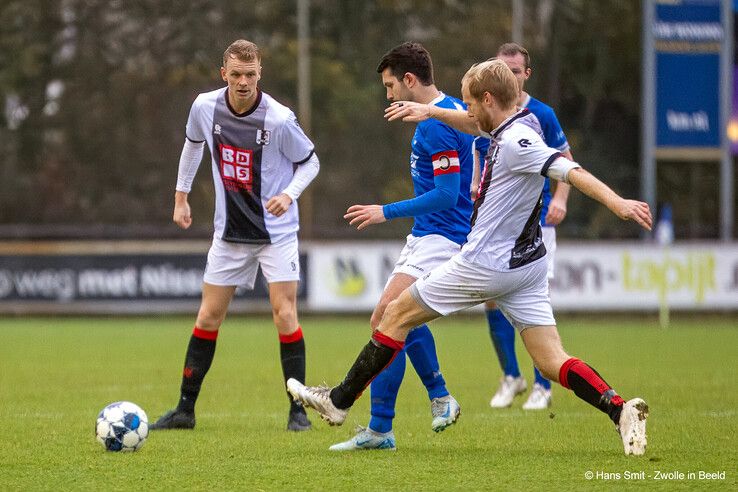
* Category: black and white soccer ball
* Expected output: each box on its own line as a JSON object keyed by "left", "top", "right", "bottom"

{"left": 95, "top": 401, "right": 149, "bottom": 452}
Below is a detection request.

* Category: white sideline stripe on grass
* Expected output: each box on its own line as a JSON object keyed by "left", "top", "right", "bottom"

{"left": 699, "top": 410, "right": 737, "bottom": 418}
{"left": 14, "top": 413, "right": 67, "bottom": 418}
{"left": 10, "top": 411, "right": 289, "bottom": 419}
{"left": 437, "top": 409, "right": 732, "bottom": 419}
{"left": 198, "top": 412, "right": 287, "bottom": 419}
{"left": 10, "top": 409, "right": 734, "bottom": 419}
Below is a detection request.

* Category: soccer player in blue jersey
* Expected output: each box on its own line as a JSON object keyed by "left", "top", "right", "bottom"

{"left": 328, "top": 42, "right": 479, "bottom": 451}
{"left": 481, "top": 43, "right": 574, "bottom": 410}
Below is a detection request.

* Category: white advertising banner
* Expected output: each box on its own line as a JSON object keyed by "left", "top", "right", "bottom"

{"left": 305, "top": 242, "right": 738, "bottom": 312}
{"left": 306, "top": 241, "right": 403, "bottom": 311}
{"left": 2, "top": 241, "right": 737, "bottom": 313}
{"left": 549, "top": 243, "right": 738, "bottom": 310}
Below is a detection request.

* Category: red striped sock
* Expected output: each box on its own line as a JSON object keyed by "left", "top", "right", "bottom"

{"left": 372, "top": 330, "right": 405, "bottom": 351}
{"left": 178, "top": 326, "right": 218, "bottom": 412}
{"left": 279, "top": 326, "right": 306, "bottom": 410}
{"left": 279, "top": 326, "right": 303, "bottom": 344}
{"left": 192, "top": 326, "right": 219, "bottom": 341}
{"left": 329, "top": 331, "right": 405, "bottom": 409}
{"left": 559, "top": 357, "right": 624, "bottom": 424}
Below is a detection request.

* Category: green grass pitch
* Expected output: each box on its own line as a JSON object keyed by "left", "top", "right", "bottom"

{"left": 1, "top": 315, "right": 736, "bottom": 490}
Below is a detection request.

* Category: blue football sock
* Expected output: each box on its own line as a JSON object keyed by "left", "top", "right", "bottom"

{"left": 486, "top": 308, "right": 520, "bottom": 377}
{"left": 533, "top": 366, "right": 551, "bottom": 389}
{"left": 368, "top": 347, "right": 406, "bottom": 433}
{"left": 406, "top": 325, "right": 449, "bottom": 401}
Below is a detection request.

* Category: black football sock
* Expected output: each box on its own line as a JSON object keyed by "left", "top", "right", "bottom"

{"left": 559, "top": 357, "right": 624, "bottom": 424}
{"left": 329, "top": 331, "right": 405, "bottom": 410}
{"left": 279, "top": 326, "right": 306, "bottom": 413}
{"left": 177, "top": 327, "right": 218, "bottom": 414}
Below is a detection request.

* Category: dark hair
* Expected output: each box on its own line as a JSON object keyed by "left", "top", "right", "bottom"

{"left": 497, "top": 42, "right": 531, "bottom": 69}
{"left": 376, "top": 42, "right": 434, "bottom": 86}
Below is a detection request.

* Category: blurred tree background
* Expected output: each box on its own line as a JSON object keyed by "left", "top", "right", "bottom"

{"left": 0, "top": 0, "right": 649, "bottom": 240}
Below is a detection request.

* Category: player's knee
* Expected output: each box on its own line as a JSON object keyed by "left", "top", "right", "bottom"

{"left": 381, "top": 298, "right": 414, "bottom": 332}
{"left": 271, "top": 302, "right": 297, "bottom": 328}
{"left": 381, "top": 299, "right": 399, "bottom": 324}
{"left": 530, "top": 352, "right": 569, "bottom": 383}
{"left": 370, "top": 303, "right": 388, "bottom": 330}
{"left": 196, "top": 308, "right": 225, "bottom": 331}
{"left": 537, "top": 364, "right": 560, "bottom": 382}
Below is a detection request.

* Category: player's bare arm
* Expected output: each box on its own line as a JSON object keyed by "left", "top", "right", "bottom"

{"left": 566, "top": 167, "right": 652, "bottom": 230}
{"left": 344, "top": 204, "right": 386, "bottom": 230}
{"left": 545, "top": 149, "right": 573, "bottom": 225}
{"left": 265, "top": 193, "right": 293, "bottom": 217}
{"left": 385, "top": 101, "right": 479, "bottom": 135}
{"left": 173, "top": 191, "right": 192, "bottom": 229}
{"left": 471, "top": 149, "right": 481, "bottom": 199}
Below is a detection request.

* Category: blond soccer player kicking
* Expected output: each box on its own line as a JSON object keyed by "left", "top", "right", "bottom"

{"left": 289, "top": 59, "right": 651, "bottom": 455}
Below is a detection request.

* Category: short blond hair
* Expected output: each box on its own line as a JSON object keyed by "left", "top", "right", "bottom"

{"left": 462, "top": 59, "right": 518, "bottom": 110}
{"left": 223, "top": 39, "right": 260, "bottom": 66}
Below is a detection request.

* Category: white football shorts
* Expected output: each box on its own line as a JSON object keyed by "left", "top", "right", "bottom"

{"left": 542, "top": 225, "right": 556, "bottom": 280}
{"left": 391, "top": 233, "right": 461, "bottom": 280}
{"left": 410, "top": 255, "right": 555, "bottom": 331}
{"left": 203, "top": 233, "right": 300, "bottom": 288}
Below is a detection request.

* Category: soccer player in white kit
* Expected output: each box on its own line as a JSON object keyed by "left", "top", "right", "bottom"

{"left": 152, "top": 40, "right": 320, "bottom": 432}
{"left": 288, "top": 59, "right": 652, "bottom": 456}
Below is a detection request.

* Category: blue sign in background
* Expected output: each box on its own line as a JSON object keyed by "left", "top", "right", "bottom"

{"left": 656, "top": 52, "right": 720, "bottom": 147}
{"left": 654, "top": 0, "right": 723, "bottom": 149}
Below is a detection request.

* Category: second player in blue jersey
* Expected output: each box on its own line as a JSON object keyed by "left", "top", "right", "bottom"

{"left": 334, "top": 42, "right": 477, "bottom": 451}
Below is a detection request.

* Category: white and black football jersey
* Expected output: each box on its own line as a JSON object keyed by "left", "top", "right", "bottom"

{"left": 461, "top": 109, "right": 563, "bottom": 271}
{"left": 186, "top": 88, "right": 314, "bottom": 243}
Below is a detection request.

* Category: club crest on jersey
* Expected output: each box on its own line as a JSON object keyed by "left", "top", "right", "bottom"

{"left": 214, "top": 124, "right": 222, "bottom": 135}
{"left": 256, "top": 129, "right": 271, "bottom": 145}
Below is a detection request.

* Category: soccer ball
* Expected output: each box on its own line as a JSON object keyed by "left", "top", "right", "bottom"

{"left": 95, "top": 401, "right": 149, "bottom": 452}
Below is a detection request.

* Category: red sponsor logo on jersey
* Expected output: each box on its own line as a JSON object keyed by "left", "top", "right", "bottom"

{"left": 219, "top": 144, "right": 254, "bottom": 191}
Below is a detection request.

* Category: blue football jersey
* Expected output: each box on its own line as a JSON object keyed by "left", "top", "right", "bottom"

{"left": 524, "top": 95, "right": 570, "bottom": 226}
{"left": 409, "top": 93, "right": 476, "bottom": 245}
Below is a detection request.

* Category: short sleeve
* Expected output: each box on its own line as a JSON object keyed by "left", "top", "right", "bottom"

{"left": 278, "top": 112, "right": 315, "bottom": 164}
{"left": 539, "top": 107, "right": 569, "bottom": 152}
{"left": 185, "top": 97, "right": 206, "bottom": 142}
{"left": 474, "top": 136, "right": 490, "bottom": 159}
{"left": 422, "top": 121, "right": 463, "bottom": 176}
{"left": 504, "top": 127, "right": 561, "bottom": 175}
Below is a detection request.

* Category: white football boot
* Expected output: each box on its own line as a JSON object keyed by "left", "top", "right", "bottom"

{"left": 286, "top": 378, "right": 348, "bottom": 426}
{"left": 522, "top": 383, "right": 552, "bottom": 410}
{"left": 489, "top": 375, "right": 527, "bottom": 408}
{"left": 617, "top": 398, "right": 649, "bottom": 456}
{"left": 431, "top": 395, "right": 461, "bottom": 432}
{"left": 329, "top": 426, "right": 396, "bottom": 451}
